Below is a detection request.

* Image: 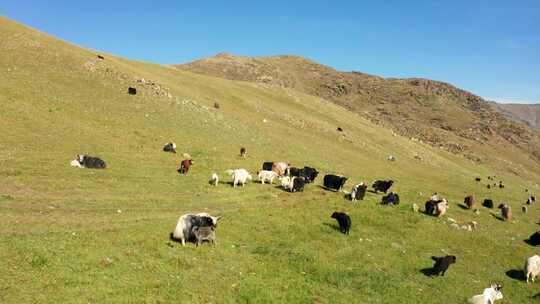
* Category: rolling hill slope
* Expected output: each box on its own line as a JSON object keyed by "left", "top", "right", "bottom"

{"left": 177, "top": 53, "right": 540, "bottom": 171}
{"left": 1, "top": 17, "right": 539, "bottom": 303}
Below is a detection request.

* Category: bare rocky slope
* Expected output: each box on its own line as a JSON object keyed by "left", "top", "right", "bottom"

{"left": 176, "top": 53, "right": 540, "bottom": 170}
{"left": 493, "top": 102, "right": 540, "bottom": 130}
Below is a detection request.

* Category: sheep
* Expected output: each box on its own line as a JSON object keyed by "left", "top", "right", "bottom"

{"left": 225, "top": 169, "right": 252, "bottom": 188}
{"left": 412, "top": 203, "right": 420, "bottom": 213}
{"left": 468, "top": 283, "right": 503, "bottom": 304}
{"left": 258, "top": 170, "right": 278, "bottom": 184}
{"left": 498, "top": 203, "right": 512, "bottom": 221}
{"left": 522, "top": 205, "right": 528, "bottom": 213}
{"left": 210, "top": 173, "right": 219, "bottom": 186}
{"left": 525, "top": 255, "right": 540, "bottom": 283}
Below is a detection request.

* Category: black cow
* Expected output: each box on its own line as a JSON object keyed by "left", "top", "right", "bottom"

{"left": 163, "top": 142, "right": 176, "bottom": 153}
{"left": 323, "top": 175, "right": 348, "bottom": 191}
{"left": 128, "top": 87, "right": 137, "bottom": 95}
{"left": 381, "top": 192, "right": 400, "bottom": 205}
{"left": 291, "top": 177, "right": 305, "bottom": 192}
{"left": 372, "top": 180, "right": 394, "bottom": 193}
{"left": 475, "top": 177, "right": 481, "bottom": 182}
{"left": 351, "top": 183, "right": 367, "bottom": 201}
{"left": 482, "top": 199, "right": 494, "bottom": 208}
{"left": 430, "top": 255, "right": 456, "bottom": 276}
{"left": 528, "top": 231, "right": 540, "bottom": 246}
{"left": 262, "top": 162, "right": 274, "bottom": 171}
{"left": 331, "top": 212, "right": 351, "bottom": 234}
{"left": 240, "top": 147, "right": 247, "bottom": 158}
{"left": 78, "top": 155, "right": 106, "bottom": 169}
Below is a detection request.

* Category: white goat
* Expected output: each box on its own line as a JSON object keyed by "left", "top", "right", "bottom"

{"left": 258, "top": 170, "right": 278, "bottom": 184}
{"left": 468, "top": 284, "right": 503, "bottom": 304}
{"left": 210, "top": 173, "right": 219, "bottom": 186}
{"left": 226, "top": 169, "right": 252, "bottom": 187}
{"left": 525, "top": 254, "right": 540, "bottom": 283}
{"left": 280, "top": 176, "right": 292, "bottom": 190}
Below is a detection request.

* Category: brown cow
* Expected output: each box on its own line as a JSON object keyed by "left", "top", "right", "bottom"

{"left": 272, "top": 162, "right": 289, "bottom": 176}
{"left": 464, "top": 195, "right": 475, "bottom": 209}
{"left": 178, "top": 159, "right": 193, "bottom": 174}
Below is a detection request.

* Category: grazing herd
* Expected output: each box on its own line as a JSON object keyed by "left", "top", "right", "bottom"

{"left": 69, "top": 145, "right": 539, "bottom": 301}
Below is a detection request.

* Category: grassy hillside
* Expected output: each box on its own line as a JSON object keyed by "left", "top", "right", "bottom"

{"left": 178, "top": 53, "right": 540, "bottom": 174}
{"left": 1, "top": 17, "right": 539, "bottom": 303}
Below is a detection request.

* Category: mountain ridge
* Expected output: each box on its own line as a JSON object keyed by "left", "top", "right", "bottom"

{"left": 175, "top": 53, "right": 540, "bottom": 167}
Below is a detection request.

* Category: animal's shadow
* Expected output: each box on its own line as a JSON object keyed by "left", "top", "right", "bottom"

{"left": 367, "top": 190, "right": 378, "bottom": 194}
{"left": 317, "top": 185, "right": 340, "bottom": 192}
{"left": 323, "top": 222, "right": 342, "bottom": 232}
{"left": 420, "top": 267, "right": 438, "bottom": 277}
{"left": 490, "top": 213, "right": 505, "bottom": 221}
{"left": 273, "top": 185, "right": 292, "bottom": 193}
{"left": 208, "top": 180, "right": 228, "bottom": 186}
{"left": 505, "top": 269, "right": 526, "bottom": 281}
{"left": 524, "top": 238, "right": 539, "bottom": 246}
{"left": 457, "top": 203, "right": 469, "bottom": 210}
{"left": 169, "top": 233, "right": 197, "bottom": 245}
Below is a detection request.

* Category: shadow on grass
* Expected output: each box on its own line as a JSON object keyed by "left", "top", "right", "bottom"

{"left": 420, "top": 267, "right": 437, "bottom": 277}
{"left": 273, "top": 185, "right": 291, "bottom": 193}
{"left": 317, "top": 185, "right": 341, "bottom": 193}
{"left": 524, "top": 239, "right": 539, "bottom": 246}
{"left": 457, "top": 203, "right": 469, "bottom": 210}
{"left": 367, "top": 190, "right": 378, "bottom": 194}
{"left": 490, "top": 213, "right": 505, "bottom": 221}
{"left": 323, "top": 222, "right": 341, "bottom": 232}
{"left": 169, "top": 233, "right": 198, "bottom": 246}
{"left": 505, "top": 269, "right": 525, "bottom": 281}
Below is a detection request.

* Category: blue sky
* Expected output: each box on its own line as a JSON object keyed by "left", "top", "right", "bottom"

{"left": 2, "top": 1, "right": 539, "bottom": 103}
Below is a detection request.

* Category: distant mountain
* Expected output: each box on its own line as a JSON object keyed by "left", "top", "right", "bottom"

{"left": 492, "top": 102, "right": 540, "bottom": 130}
{"left": 176, "top": 53, "right": 540, "bottom": 165}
